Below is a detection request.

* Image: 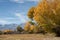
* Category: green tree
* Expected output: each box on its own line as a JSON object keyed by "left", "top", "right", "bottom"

{"left": 17, "top": 26, "right": 23, "bottom": 32}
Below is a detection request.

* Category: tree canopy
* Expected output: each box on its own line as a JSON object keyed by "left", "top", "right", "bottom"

{"left": 27, "top": 0, "right": 60, "bottom": 32}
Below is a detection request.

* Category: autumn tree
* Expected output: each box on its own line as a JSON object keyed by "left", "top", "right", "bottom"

{"left": 24, "top": 21, "right": 36, "bottom": 33}
{"left": 24, "top": 22, "right": 31, "bottom": 32}
{"left": 27, "top": 0, "right": 60, "bottom": 32}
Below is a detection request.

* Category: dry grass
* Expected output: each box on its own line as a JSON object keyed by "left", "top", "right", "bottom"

{"left": 0, "top": 34, "right": 60, "bottom": 40}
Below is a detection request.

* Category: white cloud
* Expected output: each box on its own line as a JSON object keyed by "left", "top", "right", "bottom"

{"left": 15, "top": 13, "right": 22, "bottom": 17}
{"left": 0, "top": 20, "right": 7, "bottom": 24}
{"left": 10, "top": 0, "right": 24, "bottom": 3}
{"left": 0, "top": 17, "right": 18, "bottom": 21}
{"left": 26, "top": 0, "right": 40, "bottom": 2}
{"left": 2, "top": 17, "right": 15, "bottom": 19}
{"left": 0, "top": 13, "right": 29, "bottom": 24}
{"left": 15, "top": 13, "right": 29, "bottom": 23}
{"left": 0, "top": 19, "right": 20, "bottom": 24}
{"left": 0, "top": 17, "right": 20, "bottom": 24}
{"left": 0, "top": 20, "right": 10, "bottom": 24}
{"left": 10, "top": 0, "right": 40, "bottom": 3}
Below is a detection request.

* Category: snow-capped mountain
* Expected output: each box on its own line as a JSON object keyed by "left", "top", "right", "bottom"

{"left": 0, "top": 23, "right": 26, "bottom": 30}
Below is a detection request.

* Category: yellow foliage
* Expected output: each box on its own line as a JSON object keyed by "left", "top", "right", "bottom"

{"left": 33, "top": 0, "right": 60, "bottom": 25}
{"left": 27, "top": 7, "right": 35, "bottom": 20}
{"left": 24, "top": 22, "right": 31, "bottom": 32}
{"left": 30, "top": 25, "right": 35, "bottom": 31}
{"left": 3, "top": 30, "right": 13, "bottom": 33}
{"left": 27, "top": 0, "right": 60, "bottom": 32}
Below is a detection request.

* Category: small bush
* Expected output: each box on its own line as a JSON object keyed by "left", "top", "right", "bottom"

{"left": 3, "top": 30, "right": 13, "bottom": 34}
{"left": 17, "top": 26, "right": 23, "bottom": 33}
{"left": 0, "top": 31, "right": 3, "bottom": 35}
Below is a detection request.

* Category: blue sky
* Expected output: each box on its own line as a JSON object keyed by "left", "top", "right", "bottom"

{"left": 0, "top": 0, "right": 40, "bottom": 24}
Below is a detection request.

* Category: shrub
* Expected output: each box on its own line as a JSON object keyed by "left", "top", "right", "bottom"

{"left": 3, "top": 30, "right": 13, "bottom": 34}
{"left": 17, "top": 26, "right": 23, "bottom": 33}
{"left": 0, "top": 31, "right": 3, "bottom": 35}
{"left": 38, "top": 26, "right": 47, "bottom": 34}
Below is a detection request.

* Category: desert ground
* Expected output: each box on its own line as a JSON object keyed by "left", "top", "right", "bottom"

{"left": 0, "top": 34, "right": 60, "bottom": 40}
